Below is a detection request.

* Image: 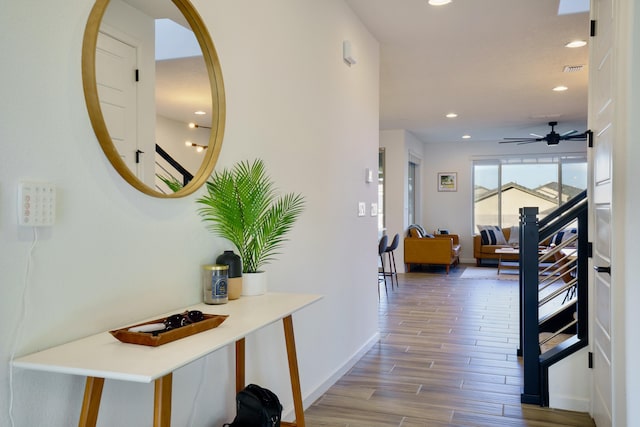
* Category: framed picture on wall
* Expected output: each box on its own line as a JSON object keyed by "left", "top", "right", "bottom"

{"left": 437, "top": 172, "right": 457, "bottom": 192}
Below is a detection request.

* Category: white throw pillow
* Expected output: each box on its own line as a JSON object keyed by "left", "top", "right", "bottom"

{"left": 508, "top": 225, "right": 519, "bottom": 246}
{"left": 477, "top": 225, "right": 507, "bottom": 245}
{"left": 551, "top": 228, "right": 578, "bottom": 246}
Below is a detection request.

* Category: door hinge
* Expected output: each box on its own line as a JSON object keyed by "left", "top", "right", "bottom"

{"left": 587, "top": 242, "right": 593, "bottom": 258}
{"left": 590, "top": 20, "right": 597, "bottom": 37}
{"left": 587, "top": 130, "right": 594, "bottom": 148}
{"left": 589, "top": 351, "right": 594, "bottom": 369}
{"left": 135, "top": 69, "right": 139, "bottom": 82}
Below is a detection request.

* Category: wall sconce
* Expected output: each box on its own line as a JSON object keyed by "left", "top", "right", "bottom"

{"left": 185, "top": 141, "right": 207, "bottom": 152}
{"left": 188, "top": 122, "right": 212, "bottom": 129}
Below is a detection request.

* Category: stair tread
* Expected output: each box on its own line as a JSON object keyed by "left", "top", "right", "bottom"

{"left": 539, "top": 332, "right": 574, "bottom": 353}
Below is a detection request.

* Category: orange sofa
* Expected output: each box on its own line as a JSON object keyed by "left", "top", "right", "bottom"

{"left": 473, "top": 227, "right": 518, "bottom": 266}
{"left": 473, "top": 226, "right": 557, "bottom": 266}
{"left": 404, "top": 226, "right": 461, "bottom": 274}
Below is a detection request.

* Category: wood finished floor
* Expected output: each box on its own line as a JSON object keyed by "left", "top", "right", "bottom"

{"left": 303, "top": 266, "right": 596, "bottom": 427}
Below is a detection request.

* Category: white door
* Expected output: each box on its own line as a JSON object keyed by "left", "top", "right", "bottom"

{"left": 590, "top": 0, "right": 613, "bottom": 425}
{"left": 96, "top": 32, "right": 139, "bottom": 176}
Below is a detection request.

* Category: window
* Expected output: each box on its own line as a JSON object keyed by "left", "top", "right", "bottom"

{"left": 473, "top": 156, "right": 587, "bottom": 231}
{"left": 408, "top": 161, "right": 417, "bottom": 225}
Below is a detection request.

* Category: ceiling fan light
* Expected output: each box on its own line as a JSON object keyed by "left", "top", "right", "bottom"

{"left": 428, "top": 0, "right": 452, "bottom": 6}
{"left": 553, "top": 85, "right": 569, "bottom": 92}
{"left": 565, "top": 40, "right": 587, "bottom": 48}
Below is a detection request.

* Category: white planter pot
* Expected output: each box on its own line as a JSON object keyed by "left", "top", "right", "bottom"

{"left": 242, "top": 272, "right": 267, "bottom": 296}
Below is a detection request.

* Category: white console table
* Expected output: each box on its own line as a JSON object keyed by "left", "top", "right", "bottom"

{"left": 13, "top": 292, "right": 322, "bottom": 427}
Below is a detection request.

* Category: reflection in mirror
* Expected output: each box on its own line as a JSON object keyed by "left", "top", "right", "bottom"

{"left": 83, "top": 0, "right": 225, "bottom": 198}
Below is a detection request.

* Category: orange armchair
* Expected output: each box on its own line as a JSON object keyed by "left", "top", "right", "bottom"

{"left": 404, "top": 229, "right": 461, "bottom": 274}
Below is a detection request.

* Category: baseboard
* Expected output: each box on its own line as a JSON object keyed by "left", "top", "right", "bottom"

{"left": 549, "top": 395, "right": 590, "bottom": 413}
{"left": 282, "top": 331, "right": 380, "bottom": 421}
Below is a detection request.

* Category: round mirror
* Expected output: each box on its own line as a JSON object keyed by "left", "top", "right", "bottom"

{"left": 82, "top": 0, "right": 225, "bottom": 198}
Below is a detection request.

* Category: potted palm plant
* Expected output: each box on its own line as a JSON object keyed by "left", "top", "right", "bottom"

{"left": 196, "top": 159, "right": 305, "bottom": 295}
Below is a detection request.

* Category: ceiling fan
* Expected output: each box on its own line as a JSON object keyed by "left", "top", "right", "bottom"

{"left": 500, "top": 121, "right": 589, "bottom": 146}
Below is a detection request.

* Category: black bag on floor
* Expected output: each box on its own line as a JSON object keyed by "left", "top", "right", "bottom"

{"left": 224, "top": 384, "right": 282, "bottom": 427}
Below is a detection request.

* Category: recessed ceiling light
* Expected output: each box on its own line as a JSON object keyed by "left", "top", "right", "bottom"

{"left": 565, "top": 40, "right": 587, "bottom": 48}
{"left": 428, "top": 0, "right": 452, "bottom": 5}
{"left": 194, "top": 111, "right": 206, "bottom": 115}
{"left": 462, "top": 135, "right": 471, "bottom": 139}
{"left": 553, "top": 85, "right": 569, "bottom": 92}
{"left": 446, "top": 113, "right": 458, "bottom": 118}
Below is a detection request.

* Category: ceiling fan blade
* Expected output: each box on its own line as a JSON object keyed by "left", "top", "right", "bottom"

{"left": 563, "top": 132, "right": 588, "bottom": 140}
{"left": 560, "top": 129, "right": 578, "bottom": 137}
{"left": 500, "top": 138, "right": 539, "bottom": 144}
{"left": 498, "top": 124, "right": 587, "bottom": 145}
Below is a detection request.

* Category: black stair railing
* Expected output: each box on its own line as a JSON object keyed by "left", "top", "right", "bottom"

{"left": 155, "top": 144, "right": 193, "bottom": 193}
{"left": 519, "top": 190, "right": 588, "bottom": 406}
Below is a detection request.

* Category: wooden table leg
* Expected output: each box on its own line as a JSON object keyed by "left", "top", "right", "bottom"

{"left": 235, "top": 338, "right": 245, "bottom": 393}
{"left": 153, "top": 373, "right": 172, "bottom": 427}
{"left": 78, "top": 376, "right": 104, "bottom": 427}
{"left": 283, "top": 315, "right": 305, "bottom": 427}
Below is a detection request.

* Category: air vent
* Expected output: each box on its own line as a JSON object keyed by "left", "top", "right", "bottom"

{"left": 563, "top": 64, "right": 585, "bottom": 73}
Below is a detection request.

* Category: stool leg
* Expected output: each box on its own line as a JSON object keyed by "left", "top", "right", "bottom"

{"left": 387, "top": 252, "right": 395, "bottom": 289}
{"left": 390, "top": 251, "right": 398, "bottom": 287}
{"left": 379, "top": 254, "right": 388, "bottom": 296}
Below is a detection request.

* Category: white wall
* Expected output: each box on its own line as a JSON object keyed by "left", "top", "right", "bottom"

{"left": 379, "top": 130, "right": 427, "bottom": 271}
{"left": 420, "top": 140, "right": 587, "bottom": 263}
{"left": 548, "top": 348, "right": 591, "bottom": 411}
{"left": 379, "top": 130, "right": 406, "bottom": 260}
{"left": 156, "top": 114, "right": 209, "bottom": 175}
{"left": 0, "top": 1, "right": 379, "bottom": 426}
{"left": 381, "top": 130, "right": 587, "bottom": 265}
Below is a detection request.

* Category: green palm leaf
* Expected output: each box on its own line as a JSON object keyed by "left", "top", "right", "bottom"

{"left": 157, "top": 174, "right": 184, "bottom": 193}
{"left": 197, "top": 159, "right": 305, "bottom": 273}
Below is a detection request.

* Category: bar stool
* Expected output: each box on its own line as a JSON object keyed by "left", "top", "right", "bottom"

{"left": 378, "top": 235, "right": 389, "bottom": 298}
{"left": 384, "top": 233, "right": 399, "bottom": 289}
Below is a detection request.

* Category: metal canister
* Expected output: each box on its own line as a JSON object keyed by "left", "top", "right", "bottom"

{"left": 202, "top": 264, "right": 229, "bottom": 304}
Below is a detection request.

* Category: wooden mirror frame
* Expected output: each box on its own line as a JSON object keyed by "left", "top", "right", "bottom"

{"left": 82, "top": 0, "right": 225, "bottom": 198}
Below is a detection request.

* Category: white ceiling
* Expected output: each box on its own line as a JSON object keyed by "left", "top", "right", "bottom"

{"left": 151, "top": 0, "right": 590, "bottom": 143}
{"left": 345, "top": 0, "right": 590, "bottom": 144}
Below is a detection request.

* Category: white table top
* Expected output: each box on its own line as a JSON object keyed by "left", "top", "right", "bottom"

{"left": 13, "top": 293, "right": 322, "bottom": 383}
{"left": 495, "top": 247, "right": 519, "bottom": 254}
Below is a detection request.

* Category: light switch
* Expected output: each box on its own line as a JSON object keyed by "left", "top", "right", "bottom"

{"left": 358, "top": 202, "right": 366, "bottom": 217}
{"left": 365, "top": 168, "right": 373, "bottom": 183}
{"left": 370, "top": 203, "right": 378, "bottom": 216}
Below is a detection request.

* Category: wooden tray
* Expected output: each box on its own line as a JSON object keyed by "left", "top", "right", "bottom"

{"left": 110, "top": 313, "right": 228, "bottom": 347}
